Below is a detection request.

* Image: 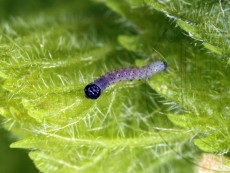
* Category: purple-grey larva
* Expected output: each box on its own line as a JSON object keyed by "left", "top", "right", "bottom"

{"left": 84, "top": 61, "right": 167, "bottom": 99}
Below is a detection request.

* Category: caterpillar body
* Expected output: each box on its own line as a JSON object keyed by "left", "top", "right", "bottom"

{"left": 84, "top": 61, "right": 167, "bottom": 99}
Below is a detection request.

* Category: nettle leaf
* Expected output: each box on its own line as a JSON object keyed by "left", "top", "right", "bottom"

{"left": 144, "top": 0, "right": 230, "bottom": 61}
{"left": 0, "top": 0, "right": 200, "bottom": 173}
{"left": 100, "top": 0, "right": 230, "bottom": 169}
{"left": 0, "top": 0, "right": 229, "bottom": 172}
{"left": 11, "top": 131, "right": 193, "bottom": 173}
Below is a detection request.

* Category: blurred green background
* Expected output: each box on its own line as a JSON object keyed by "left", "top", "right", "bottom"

{"left": 0, "top": 126, "right": 38, "bottom": 173}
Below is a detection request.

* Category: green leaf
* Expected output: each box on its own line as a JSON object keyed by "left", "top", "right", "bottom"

{"left": 11, "top": 132, "right": 193, "bottom": 173}
{"left": 104, "top": 0, "right": 230, "bottom": 155}
{"left": 1, "top": 0, "right": 230, "bottom": 172}
{"left": 194, "top": 135, "right": 230, "bottom": 153}
{"left": 145, "top": 0, "right": 230, "bottom": 59}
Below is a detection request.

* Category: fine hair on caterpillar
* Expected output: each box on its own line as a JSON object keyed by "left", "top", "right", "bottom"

{"left": 84, "top": 61, "right": 167, "bottom": 99}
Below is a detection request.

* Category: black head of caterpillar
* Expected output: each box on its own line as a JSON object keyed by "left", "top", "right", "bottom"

{"left": 84, "top": 83, "right": 101, "bottom": 99}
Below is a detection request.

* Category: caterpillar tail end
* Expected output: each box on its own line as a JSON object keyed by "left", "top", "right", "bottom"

{"left": 84, "top": 83, "right": 101, "bottom": 99}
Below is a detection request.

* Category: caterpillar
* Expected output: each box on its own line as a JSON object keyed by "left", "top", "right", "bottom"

{"left": 84, "top": 61, "right": 167, "bottom": 99}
